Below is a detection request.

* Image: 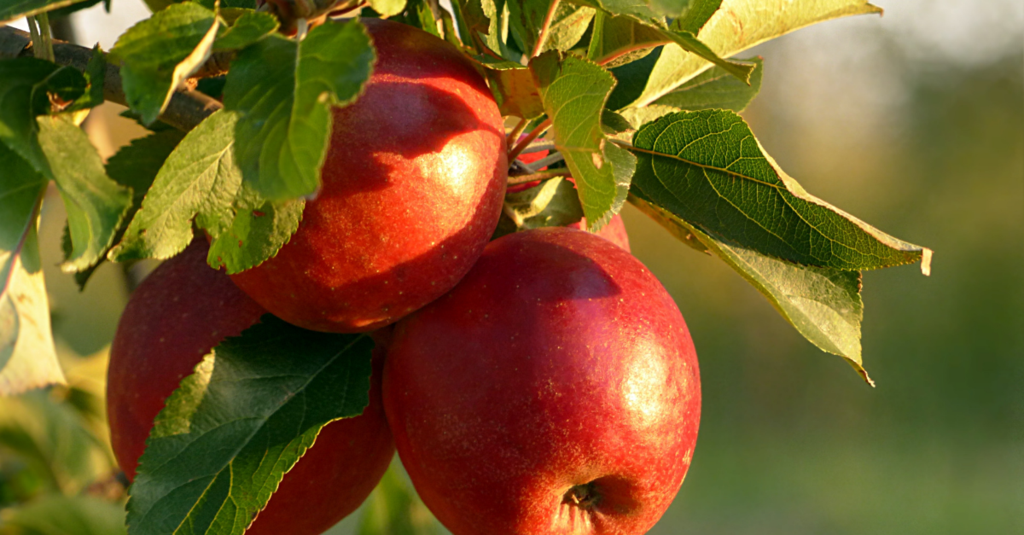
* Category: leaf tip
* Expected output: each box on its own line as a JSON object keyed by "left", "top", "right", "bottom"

{"left": 920, "top": 248, "right": 933, "bottom": 276}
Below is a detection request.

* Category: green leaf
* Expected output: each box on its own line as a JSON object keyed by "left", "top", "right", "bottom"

{"left": 369, "top": 0, "right": 407, "bottom": 17}
{"left": 605, "top": 44, "right": 661, "bottom": 110}
{"left": 649, "top": 0, "right": 690, "bottom": 17}
{"left": 213, "top": 10, "right": 279, "bottom": 52}
{"left": 0, "top": 145, "right": 61, "bottom": 396}
{"left": 399, "top": 0, "right": 443, "bottom": 38}
{"left": 504, "top": 176, "right": 584, "bottom": 229}
{"left": 544, "top": 3, "right": 596, "bottom": 53}
{"left": 109, "top": 110, "right": 303, "bottom": 274}
{"left": 0, "top": 57, "right": 80, "bottom": 177}
{"left": 630, "top": 193, "right": 872, "bottom": 384}
{"left": 532, "top": 52, "right": 635, "bottom": 231}
{"left": 0, "top": 0, "right": 92, "bottom": 24}
{"left": 206, "top": 182, "right": 304, "bottom": 274}
{"left": 110, "top": 2, "right": 221, "bottom": 125}
{"left": 508, "top": 0, "right": 594, "bottom": 56}
{"left": 674, "top": 0, "right": 720, "bottom": 34}
{"left": 358, "top": 463, "right": 439, "bottom": 535}
{"left": 53, "top": 129, "right": 187, "bottom": 291}
{"left": 224, "top": 20, "right": 375, "bottom": 200}
{"left": 601, "top": 109, "right": 633, "bottom": 135}
{"left": 125, "top": 316, "right": 375, "bottom": 535}
{"left": 628, "top": 0, "right": 881, "bottom": 107}
{"left": 107, "top": 129, "right": 188, "bottom": 211}
{"left": 68, "top": 45, "right": 107, "bottom": 112}
{"left": 587, "top": 15, "right": 753, "bottom": 81}
{"left": 0, "top": 494, "right": 127, "bottom": 535}
{"left": 568, "top": 0, "right": 659, "bottom": 22}
{"left": 630, "top": 109, "right": 932, "bottom": 272}
{"left": 30, "top": 66, "right": 89, "bottom": 115}
{"left": 654, "top": 55, "right": 762, "bottom": 110}
{"left": 472, "top": 0, "right": 524, "bottom": 61}
{"left": 109, "top": 110, "right": 243, "bottom": 262}
{"left": 619, "top": 55, "right": 763, "bottom": 127}
{"left": 36, "top": 115, "right": 132, "bottom": 273}
{"left": 449, "top": 0, "right": 488, "bottom": 53}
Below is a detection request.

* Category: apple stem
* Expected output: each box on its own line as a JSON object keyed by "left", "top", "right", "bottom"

{"left": 508, "top": 170, "right": 571, "bottom": 185}
{"left": 521, "top": 151, "right": 564, "bottom": 173}
{"left": 564, "top": 482, "right": 602, "bottom": 511}
{"left": 508, "top": 119, "right": 552, "bottom": 162}
{"left": 532, "top": 0, "right": 562, "bottom": 58}
{"left": 507, "top": 117, "right": 529, "bottom": 152}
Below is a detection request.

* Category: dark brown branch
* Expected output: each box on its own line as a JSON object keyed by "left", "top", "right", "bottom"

{"left": 0, "top": 26, "right": 222, "bottom": 132}
{"left": 191, "top": 50, "right": 236, "bottom": 79}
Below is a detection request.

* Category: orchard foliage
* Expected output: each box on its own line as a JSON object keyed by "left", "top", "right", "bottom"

{"left": 0, "top": 0, "right": 930, "bottom": 533}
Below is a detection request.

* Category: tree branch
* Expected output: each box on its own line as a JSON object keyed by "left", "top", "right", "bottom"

{"left": 0, "top": 26, "right": 222, "bottom": 132}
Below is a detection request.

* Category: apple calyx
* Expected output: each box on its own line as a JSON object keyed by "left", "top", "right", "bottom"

{"left": 564, "top": 482, "right": 602, "bottom": 510}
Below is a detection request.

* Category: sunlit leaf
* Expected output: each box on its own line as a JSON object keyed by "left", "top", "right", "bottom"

{"left": 630, "top": 109, "right": 931, "bottom": 272}
{"left": 224, "top": 20, "right": 375, "bottom": 200}
{"left": 627, "top": 0, "right": 881, "bottom": 107}
{"left": 125, "top": 316, "right": 374, "bottom": 535}
{"left": 206, "top": 181, "right": 304, "bottom": 274}
{"left": 631, "top": 193, "right": 872, "bottom": 384}
{"left": 54, "top": 129, "right": 186, "bottom": 291}
{"left": 674, "top": 0, "right": 720, "bottom": 33}
{"left": 110, "top": 2, "right": 220, "bottom": 125}
{"left": 568, "top": 0, "right": 659, "bottom": 22}
{"left": 0, "top": 144, "right": 61, "bottom": 395}
{"left": 110, "top": 110, "right": 302, "bottom": 274}
{"left": 109, "top": 110, "right": 242, "bottom": 263}
{"left": 37, "top": 115, "right": 132, "bottom": 273}
{"left": 213, "top": 10, "right": 279, "bottom": 52}
{"left": 369, "top": 0, "right": 407, "bottom": 17}
{"left": 508, "top": 0, "right": 594, "bottom": 56}
{"left": 502, "top": 176, "right": 584, "bottom": 231}
{"left": 532, "top": 52, "right": 635, "bottom": 231}
{"left": 589, "top": 11, "right": 753, "bottom": 82}
{"left": 398, "top": 0, "right": 444, "bottom": 38}
{"left": 620, "top": 56, "right": 763, "bottom": 127}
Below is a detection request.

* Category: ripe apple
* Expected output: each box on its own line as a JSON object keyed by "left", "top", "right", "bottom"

{"left": 107, "top": 240, "right": 394, "bottom": 535}
{"left": 228, "top": 18, "right": 507, "bottom": 333}
{"left": 383, "top": 227, "right": 700, "bottom": 535}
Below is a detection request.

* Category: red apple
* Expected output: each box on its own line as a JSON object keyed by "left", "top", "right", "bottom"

{"left": 229, "top": 18, "right": 507, "bottom": 333}
{"left": 107, "top": 240, "right": 394, "bottom": 535}
{"left": 383, "top": 227, "right": 700, "bottom": 535}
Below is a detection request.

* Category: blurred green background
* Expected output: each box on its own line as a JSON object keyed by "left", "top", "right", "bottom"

{"left": 2, "top": 1, "right": 1022, "bottom": 533}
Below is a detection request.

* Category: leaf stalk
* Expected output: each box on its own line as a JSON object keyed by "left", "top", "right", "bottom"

{"left": 531, "top": 0, "right": 561, "bottom": 58}
{"left": 508, "top": 118, "right": 551, "bottom": 162}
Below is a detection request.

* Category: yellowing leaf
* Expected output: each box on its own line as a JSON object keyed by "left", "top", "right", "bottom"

{"left": 629, "top": 0, "right": 881, "bottom": 107}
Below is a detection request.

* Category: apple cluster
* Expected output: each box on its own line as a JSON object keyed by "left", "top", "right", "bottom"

{"left": 107, "top": 19, "right": 700, "bottom": 535}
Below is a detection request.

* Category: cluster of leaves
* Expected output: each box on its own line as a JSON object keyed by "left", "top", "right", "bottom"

{"left": 0, "top": 0, "right": 933, "bottom": 533}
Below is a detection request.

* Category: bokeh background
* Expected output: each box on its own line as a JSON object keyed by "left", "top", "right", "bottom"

{"left": 1, "top": 0, "right": 1022, "bottom": 533}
